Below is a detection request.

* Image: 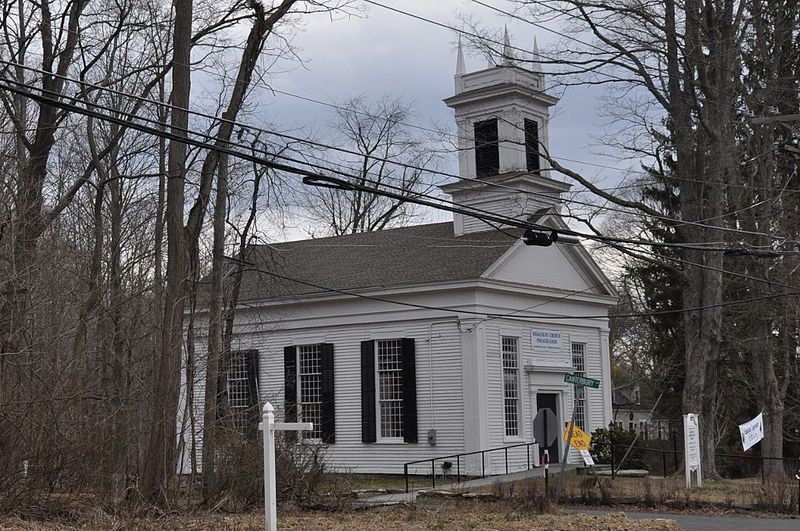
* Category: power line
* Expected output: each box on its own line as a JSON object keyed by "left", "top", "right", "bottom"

{"left": 362, "top": 0, "right": 632, "bottom": 84}
{"left": 10, "top": 57, "right": 795, "bottom": 204}
{"left": 6, "top": 60, "right": 793, "bottom": 244}
{"left": 234, "top": 258, "right": 800, "bottom": 321}
{"left": 261, "top": 85, "right": 800, "bottom": 194}
{"left": 6, "top": 72, "right": 800, "bottom": 256}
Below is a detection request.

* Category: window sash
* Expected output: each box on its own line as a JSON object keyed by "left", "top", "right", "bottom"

{"left": 227, "top": 351, "right": 251, "bottom": 431}
{"left": 228, "top": 351, "right": 250, "bottom": 410}
{"left": 376, "top": 339, "right": 404, "bottom": 440}
{"left": 571, "top": 343, "right": 587, "bottom": 431}
{"left": 501, "top": 336, "right": 521, "bottom": 438}
{"left": 298, "top": 344, "right": 322, "bottom": 439}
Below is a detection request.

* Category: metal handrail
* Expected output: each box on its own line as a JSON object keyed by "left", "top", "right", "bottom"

{"left": 403, "top": 441, "right": 538, "bottom": 493}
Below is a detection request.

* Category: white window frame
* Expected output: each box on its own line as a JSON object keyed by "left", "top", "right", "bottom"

{"left": 571, "top": 342, "right": 587, "bottom": 432}
{"left": 227, "top": 350, "right": 251, "bottom": 431}
{"left": 501, "top": 336, "right": 523, "bottom": 440}
{"left": 297, "top": 344, "right": 322, "bottom": 440}
{"left": 374, "top": 339, "right": 405, "bottom": 443}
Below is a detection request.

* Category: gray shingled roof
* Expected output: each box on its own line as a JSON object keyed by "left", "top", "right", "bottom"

{"left": 237, "top": 222, "right": 520, "bottom": 302}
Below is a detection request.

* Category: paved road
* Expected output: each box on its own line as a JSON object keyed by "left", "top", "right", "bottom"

{"left": 573, "top": 508, "right": 800, "bottom": 530}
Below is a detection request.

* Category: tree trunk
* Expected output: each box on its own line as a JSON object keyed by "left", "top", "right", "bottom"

{"left": 202, "top": 153, "right": 228, "bottom": 500}
{"left": 141, "top": 0, "right": 193, "bottom": 503}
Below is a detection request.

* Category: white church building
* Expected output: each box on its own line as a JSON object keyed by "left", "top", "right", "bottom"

{"left": 182, "top": 36, "right": 617, "bottom": 476}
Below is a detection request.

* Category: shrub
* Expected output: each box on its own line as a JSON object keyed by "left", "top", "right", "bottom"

{"left": 590, "top": 427, "right": 646, "bottom": 470}
{"left": 210, "top": 429, "right": 332, "bottom": 511}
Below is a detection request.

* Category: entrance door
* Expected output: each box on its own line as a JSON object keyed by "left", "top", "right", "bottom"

{"left": 536, "top": 393, "right": 560, "bottom": 463}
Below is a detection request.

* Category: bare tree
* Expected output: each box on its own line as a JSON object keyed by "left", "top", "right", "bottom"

{"left": 483, "top": 0, "right": 749, "bottom": 477}
{"left": 303, "top": 96, "right": 441, "bottom": 236}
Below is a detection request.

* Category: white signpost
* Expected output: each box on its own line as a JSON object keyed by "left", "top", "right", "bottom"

{"left": 260, "top": 402, "right": 313, "bottom": 531}
{"left": 738, "top": 412, "right": 764, "bottom": 452}
{"left": 683, "top": 413, "right": 702, "bottom": 489}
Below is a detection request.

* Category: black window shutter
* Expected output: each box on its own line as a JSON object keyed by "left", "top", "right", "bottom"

{"left": 360, "top": 340, "right": 376, "bottom": 443}
{"left": 320, "top": 343, "right": 336, "bottom": 443}
{"left": 243, "top": 350, "right": 260, "bottom": 431}
{"left": 474, "top": 119, "right": 499, "bottom": 177}
{"left": 524, "top": 118, "right": 540, "bottom": 173}
{"left": 401, "top": 338, "right": 418, "bottom": 443}
{"left": 284, "top": 346, "right": 297, "bottom": 422}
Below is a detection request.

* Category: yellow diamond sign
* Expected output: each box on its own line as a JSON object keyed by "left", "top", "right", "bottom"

{"left": 563, "top": 422, "right": 591, "bottom": 451}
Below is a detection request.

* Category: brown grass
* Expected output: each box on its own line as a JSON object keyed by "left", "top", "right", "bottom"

{"left": 0, "top": 507, "right": 679, "bottom": 530}
{"left": 487, "top": 473, "right": 799, "bottom": 513}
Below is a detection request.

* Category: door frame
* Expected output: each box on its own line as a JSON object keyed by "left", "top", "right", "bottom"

{"left": 534, "top": 389, "right": 564, "bottom": 463}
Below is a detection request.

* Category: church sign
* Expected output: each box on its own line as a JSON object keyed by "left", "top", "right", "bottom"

{"left": 531, "top": 329, "right": 562, "bottom": 352}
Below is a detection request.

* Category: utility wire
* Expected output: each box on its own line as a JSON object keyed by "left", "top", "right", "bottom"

{"left": 233, "top": 258, "right": 800, "bottom": 321}
{"left": 3, "top": 60, "right": 793, "bottom": 243}
{"left": 4, "top": 73, "right": 799, "bottom": 256}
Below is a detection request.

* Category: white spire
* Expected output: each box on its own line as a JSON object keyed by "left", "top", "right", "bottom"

{"left": 455, "top": 36, "right": 465, "bottom": 76}
{"left": 531, "top": 36, "right": 543, "bottom": 73}
{"left": 502, "top": 24, "right": 513, "bottom": 66}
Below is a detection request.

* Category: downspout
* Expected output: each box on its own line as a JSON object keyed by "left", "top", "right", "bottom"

{"left": 428, "top": 322, "right": 435, "bottom": 430}
{"left": 426, "top": 320, "right": 451, "bottom": 432}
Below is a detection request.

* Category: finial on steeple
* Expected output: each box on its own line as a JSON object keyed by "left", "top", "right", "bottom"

{"left": 456, "top": 35, "right": 465, "bottom": 76}
{"left": 502, "top": 24, "right": 513, "bottom": 66}
{"left": 531, "top": 36, "right": 543, "bottom": 73}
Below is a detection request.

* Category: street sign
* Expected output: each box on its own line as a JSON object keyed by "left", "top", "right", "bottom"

{"left": 532, "top": 408, "right": 559, "bottom": 447}
{"left": 579, "top": 449, "right": 595, "bottom": 466}
{"left": 564, "top": 373, "right": 600, "bottom": 389}
{"left": 563, "top": 422, "right": 591, "bottom": 451}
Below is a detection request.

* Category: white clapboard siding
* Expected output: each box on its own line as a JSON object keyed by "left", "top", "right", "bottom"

{"left": 202, "top": 317, "right": 469, "bottom": 476}
{"left": 479, "top": 319, "right": 608, "bottom": 470}
{"left": 177, "top": 343, "right": 210, "bottom": 475}
{"left": 179, "top": 249, "right": 614, "bottom": 476}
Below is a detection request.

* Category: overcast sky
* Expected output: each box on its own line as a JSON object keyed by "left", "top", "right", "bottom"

{"left": 251, "top": 0, "right": 643, "bottom": 238}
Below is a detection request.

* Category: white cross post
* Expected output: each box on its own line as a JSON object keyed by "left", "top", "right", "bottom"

{"left": 259, "top": 402, "right": 313, "bottom": 531}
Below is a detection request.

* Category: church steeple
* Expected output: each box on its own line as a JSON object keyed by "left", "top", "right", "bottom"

{"left": 501, "top": 25, "right": 514, "bottom": 66}
{"left": 442, "top": 31, "right": 568, "bottom": 236}
{"left": 455, "top": 36, "right": 465, "bottom": 76}
{"left": 531, "top": 37, "right": 543, "bottom": 74}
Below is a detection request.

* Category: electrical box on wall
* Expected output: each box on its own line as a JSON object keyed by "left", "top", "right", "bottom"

{"left": 427, "top": 429, "right": 437, "bottom": 446}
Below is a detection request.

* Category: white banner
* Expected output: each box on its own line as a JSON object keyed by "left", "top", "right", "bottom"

{"left": 738, "top": 412, "right": 764, "bottom": 452}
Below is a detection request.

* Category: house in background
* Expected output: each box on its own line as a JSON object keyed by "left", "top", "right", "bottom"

{"left": 180, "top": 35, "right": 618, "bottom": 476}
{"left": 612, "top": 381, "right": 672, "bottom": 441}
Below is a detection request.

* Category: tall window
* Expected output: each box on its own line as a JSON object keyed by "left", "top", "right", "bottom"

{"left": 474, "top": 119, "right": 499, "bottom": 177}
{"left": 377, "top": 339, "right": 404, "bottom": 439}
{"left": 524, "top": 118, "right": 540, "bottom": 173}
{"left": 571, "top": 343, "right": 587, "bottom": 431}
{"left": 361, "top": 338, "right": 417, "bottom": 444}
{"left": 298, "top": 345, "right": 322, "bottom": 439}
{"left": 228, "top": 351, "right": 250, "bottom": 412}
{"left": 502, "top": 336, "right": 521, "bottom": 437}
{"left": 227, "top": 350, "right": 258, "bottom": 432}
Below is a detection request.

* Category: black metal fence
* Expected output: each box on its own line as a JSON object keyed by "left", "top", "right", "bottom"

{"left": 602, "top": 439, "right": 800, "bottom": 483}
{"left": 402, "top": 441, "right": 538, "bottom": 493}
